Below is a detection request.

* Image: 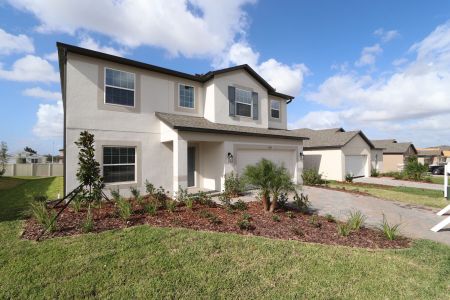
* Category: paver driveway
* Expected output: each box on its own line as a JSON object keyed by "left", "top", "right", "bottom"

{"left": 354, "top": 176, "right": 443, "bottom": 191}
{"left": 303, "top": 186, "right": 450, "bottom": 246}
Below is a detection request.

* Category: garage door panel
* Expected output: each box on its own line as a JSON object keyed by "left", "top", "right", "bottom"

{"left": 236, "top": 149, "right": 295, "bottom": 176}
{"left": 345, "top": 155, "right": 366, "bottom": 177}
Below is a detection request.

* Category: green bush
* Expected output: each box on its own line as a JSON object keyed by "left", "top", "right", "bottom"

{"left": 224, "top": 172, "right": 244, "bottom": 197}
{"left": 302, "top": 169, "right": 323, "bottom": 185}
{"left": 185, "top": 196, "right": 194, "bottom": 210}
{"left": 272, "top": 214, "right": 281, "bottom": 222}
{"left": 286, "top": 211, "right": 295, "bottom": 218}
{"left": 347, "top": 210, "right": 366, "bottom": 230}
{"left": 309, "top": 215, "right": 321, "bottom": 228}
{"left": 218, "top": 193, "right": 232, "bottom": 207}
{"left": 30, "top": 202, "right": 56, "bottom": 232}
{"left": 116, "top": 197, "right": 132, "bottom": 221}
{"left": 145, "top": 180, "right": 156, "bottom": 196}
{"left": 144, "top": 203, "right": 158, "bottom": 215}
{"left": 337, "top": 222, "right": 351, "bottom": 237}
{"left": 71, "top": 195, "right": 83, "bottom": 213}
{"left": 110, "top": 189, "right": 121, "bottom": 202}
{"left": 237, "top": 219, "right": 252, "bottom": 230}
{"left": 404, "top": 156, "right": 428, "bottom": 181}
{"left": 233, "top": 199, "right": 248, "bottom": 211}
{"left": 166, "top": 200, "right": 177, "bottom": 213}
{"left": 293, "top": 191, "right": 310, "bottom": 213}
{"left": 276, "top": 192, "right": 289, "bottom": 209}
{"left": 176, "top": 186, "right": 189, "bottom": 203}
{"left": 379, "top": 214, "right": 400, "bottom": 240}
{"left": 371, "top": 168, "right": 380, "bottom": 177}
{"left": 325, "top": 214, "right": 336, "bottom": 223}
{"left": 345, "top": 173, "right": 353, "bottom": 183}
{"left": 82, "top": 206, "right": 94, "bottom": 233}
{"left": 130, "top": 186, "right": 140, "bottom": 200}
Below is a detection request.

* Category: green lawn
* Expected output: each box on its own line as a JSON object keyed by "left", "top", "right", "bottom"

{"left": 430, "top": 176, "right": 449, "bottom": 185}
{"left": 0, "top": 177, "right": 449, "bottom": 298}
{"left": 327, "top": 181, "right": 448, "bottom": 208}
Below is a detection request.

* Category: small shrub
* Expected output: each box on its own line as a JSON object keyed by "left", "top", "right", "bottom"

{"left": 144, "top": 203, "right": 158, "bottom": 215}
{"left": 286, "top": 211, "right": 295, "bottom": 219}
{"left": 224, "top": 172, "right": 244, "bottom": 197}
{"left": 166, "top": 200, "right": 177, "bottom": 213}
{"left": 371, "top": 168, "right": 380, "bottom": 177}
{"left": 130, "top": 186, "right": 140, "bottom": 200}
{"left": 33, "top": 194, "right": 48, "bottom": 202}
{"left": 294, "top": 192, "right": 310, "bottom": 213}
{"left": 176, "top": 186, "right": 189, "bottom": 203}
{"left": 199, "top": 210, "right": 213, "bottom": 219}
{"left": 309, "top": 215, "right": 321, "bottom": 228}
{"left": 197, "top": 191, "right": 214, "bottom": 207}
{"left": 237, "top": 219, "right": 252, "bottom": 230}
{"left": 272, "top": 214, "right": 281, "bottom": 222}
{"left": 291, "top": 227, "right": 304, "bottom": 237}
{"left": 394, "top": 172, "right": 405, "bottom": 180}
{"left": 325, "top": 214, "right": 336, "bottom": 223}
{"left": 242, "top": 213, "right": 252, "bottom": 221}
{"left": 404, "top": 156, "right": 428, "bottom": 181}
{"left": 218, "top": 192, "right": 232, "bottom": 207}
{"left": 337, "top": 222, "right": 351, "bottom": 237}
{"left": 347, "top": 210, "right": 366, "bottom": 230}
{"left": 345, "top": 173, "right": 353, "bottom": 183}
{"left": 185, "top": 196, "right": 194, "bottom": 210}
{"left": 208, "top": 214, "right": 221, "bottom": 225}
{"left": 30, "top": 202, "right": 56, "bottom": 232}
{"left": 145, "top": 180, "right": 156, "bottom": 196}
{"left": 233, "top": 199, "right": 247, "bottom": 211}
{"left": 302, "top": 168, "right": 323, "bottom": 185}
{"left": 82, "top": 206, "right": 94, "bottom": 233}
{"left": 71, "top": 195, "right": 83, "bottom": 213}
{"left": 116, "top": 197, "right": 132, "bottom": 221}
{"left": 226, "top": 206, "right": 235, "bottom": 214}
{"left": 110, "top": 189, "right": 121, "bottom": 202}
{"left": 155, "top": 186, "right": 168, "bottom": 208}
{"left": 276, "top": 192, "right": 289, "bottom": 209}
{"left": 379, "top": 214, "right": 400, "bottom": 240}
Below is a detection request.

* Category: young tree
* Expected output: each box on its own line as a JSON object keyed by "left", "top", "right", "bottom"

{"left": 24, "top": 146, "right": 37, "bottom": 154}
{"left": 0, "top": 141, "right": 8, "bottom": 176}
{"left": 75, "top": 131, "right": 104, "bottom": 202}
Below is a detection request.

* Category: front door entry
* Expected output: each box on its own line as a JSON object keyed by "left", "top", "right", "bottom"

{"left": 187, "top": 146, "right": 196, "bottom": 187}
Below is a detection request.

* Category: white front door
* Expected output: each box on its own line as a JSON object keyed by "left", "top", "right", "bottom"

{"left": 345, "top": 155, "right": 367, "bottom": 177}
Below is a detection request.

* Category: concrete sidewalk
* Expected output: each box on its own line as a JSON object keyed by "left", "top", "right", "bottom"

{"left": 303, "top": 186, "right": 450, "bottom": 246}
{"left": 354, "top": 176, "right": 443, "bottom": 191}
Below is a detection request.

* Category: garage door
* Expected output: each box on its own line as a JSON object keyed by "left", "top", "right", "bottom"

{"left": 345, "top": 155, "right": 367, "bottom": 177}
{"left": 236, "top": 149, "right": 295, "bottom": 176}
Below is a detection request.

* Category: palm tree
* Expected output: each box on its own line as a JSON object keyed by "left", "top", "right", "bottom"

{"left": 242, "top": 159, "right": 293, "bottom": 212}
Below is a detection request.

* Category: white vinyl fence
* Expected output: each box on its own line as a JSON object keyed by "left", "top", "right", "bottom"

{"left": 3, "top": 163, "right": 63, "bottom": 177}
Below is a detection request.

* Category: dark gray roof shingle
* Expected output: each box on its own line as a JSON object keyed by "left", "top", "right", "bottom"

{"left": 291, "top": 128, "right": 375, "bottom": 149}
{"left": 417, "top": 148, "right": 442, "bottom": 156}
{"left": 371, "top": 139, "right": 416, "bottom": 154}
{"left": 156, "top": 112, "right": 308, "bottom": 141}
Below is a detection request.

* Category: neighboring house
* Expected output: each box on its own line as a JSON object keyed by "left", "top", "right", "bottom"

{"left": 416, "top": 148, "right": 444, "bottom": 166}
{"left": 371, "top": 139, "right": 417, "bottom": 172}
{"left": 443, "top": 151, "right": 450, "bottom": 163}
{"left": 7, "top": 151, "right": 46, "bottom": 164}
{"left": 57, "top": 43, "right": 307, "bottom": 195}
{"left": 292, "top": 128, "right": 378, "bottom": 181}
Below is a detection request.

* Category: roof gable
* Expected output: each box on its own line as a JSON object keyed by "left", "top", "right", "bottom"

{"left": 292, "top": 128, "right": 374, "bottom": 149}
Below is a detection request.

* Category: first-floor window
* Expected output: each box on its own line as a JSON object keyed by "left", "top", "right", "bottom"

{"left": 103, "top": 146, "right": 136, "bottom": 183}
{"left": 271, "top": 100, "right": 280, "bottom": 119}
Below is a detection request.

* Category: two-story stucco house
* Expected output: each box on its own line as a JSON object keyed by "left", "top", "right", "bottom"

{"left": 57, "top": 43, "right": 307, "bottom": 196}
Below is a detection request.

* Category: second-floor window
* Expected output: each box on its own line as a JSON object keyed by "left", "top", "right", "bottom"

{"left": 179, "top": 84, "right": 195, "bottom": 108}
{"left": 235, "top": 88, "right": 252, "bottom": 117}
{"left": 105, "top": 68, "right": 135, "bottom": 107}
{"left": 271, "top": 100, "right": 280, "bottom": 119}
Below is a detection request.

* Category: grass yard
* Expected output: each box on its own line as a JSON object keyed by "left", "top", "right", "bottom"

{"left": 0, "top": 176, "right": 449, "bottom": 298}
{"left": 327, "top": 181, "right": 448, "bottom": 208}
{"left": 430, "top": 176, "right": 449, "bottom": 185}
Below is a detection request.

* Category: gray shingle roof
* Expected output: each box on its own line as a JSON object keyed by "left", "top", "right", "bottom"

{"left": 417, "top": 148, "right": 442, "bottom": 156}
{"left": 156, "top": 112, "right": 308, "bottom": 141}
{"left": 371, "top": 139, "right": 416, "bottom": 154}
{"left": 291, "top": 128, "right": 375, "bottom": 149}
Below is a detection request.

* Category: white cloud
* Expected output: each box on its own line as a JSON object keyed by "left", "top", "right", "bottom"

{"left": 23, "top": 87, "right": 61, "bottom": 101}
{"left": 78, "top": 36, "right": 126, "bottom": 57}
{"left": 355, "top": 43, "right": 382, "bottom": 67}
{"left": 289, "top": 111, "right": 343, "bottom": 129}
{"left": 33, "top": 100, "right": 63, "bottom": 138}
{"left": 374, "top": 28, "right": 400, "bottom": 43}
{"left": 219, "top": 42, "right": 307, "bottom": 96}
{"left": 0, "top": 55, "right": 59, "bottom": 82}
{"left": 44, "top": 51, "right": 58, "bottom": 61}
{"left": 8, "top": 0, "right": 256, "bottom": 58}
{"left": 392, "top": 58, "right": 408, "bottom": 66}
{"left": 0, "top": 28, "right": 34, "bottom": 55}
{"left": 293, "top": 20, "right": 450, "bottom": 145}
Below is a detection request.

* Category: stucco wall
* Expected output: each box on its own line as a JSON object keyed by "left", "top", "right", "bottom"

{"left": 268, "top": 95, "right": 287, "bottom": 130}
{"left": 371, "top": 149, "right": 384, "bottom": 172}
{"left": 342, "top": 134, "right": 371, "bottom": 177}
{"left": 383, "top": 154, "right": 404, "bottom": 172}
{"left": 303, "top": 149, "right": 344, "bottom": 181}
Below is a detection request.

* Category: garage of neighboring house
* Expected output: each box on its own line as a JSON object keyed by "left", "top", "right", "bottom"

{"left": 371, "top": 139, "right": 417, "bottom": 172}
{"left": 292, "top": 128, "right": 377, "bottom": 181}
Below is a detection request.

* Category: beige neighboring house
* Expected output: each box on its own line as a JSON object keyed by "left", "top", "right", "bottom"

{"left": 417, "top": 148, "right": 444, "bottom": 166}
{"left": 371, "top": 139, "right": 417, "bottom": 172}
{"left": 57, "top": 43, "right": 307, "bottom": 196}
{"left": 292, "top": 128, "right": 379, "bottom": 181}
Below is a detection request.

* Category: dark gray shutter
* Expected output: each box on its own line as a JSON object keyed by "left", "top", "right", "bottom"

{"left": 228, "top": 86, "right": 236, "bottom": 116}
{"left": 252, "top": 91, "right": 258, "bottom": 120}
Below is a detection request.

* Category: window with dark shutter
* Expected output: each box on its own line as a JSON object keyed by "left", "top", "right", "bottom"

{"left": 228, "top": 86, "right": 236, "bottom": 116}
{"left": 252, "top": 92, "right": 258, "bottom": 120}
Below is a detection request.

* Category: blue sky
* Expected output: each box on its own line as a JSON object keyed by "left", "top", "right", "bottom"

{"left": 1, "top": 0, "right": 450, "bottom": 155}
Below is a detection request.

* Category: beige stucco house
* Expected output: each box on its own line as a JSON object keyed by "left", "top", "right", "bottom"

{"left": 57, "top": 43, "right": 307, "bottom": 196}
{"left": 417, "top": 148, "right": 444, "bottom": 166}
{"left": 371, "top": 139, "right": 417, "bottom": 172}
{"left": 292, "top": 128, "right": 379, "bottom": 181}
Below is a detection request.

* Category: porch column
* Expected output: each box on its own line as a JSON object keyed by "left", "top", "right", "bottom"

{"left": 296, "top": 144, "right": 303, "bottom": 185}
{"left": 173, "top": 137, "right": 188, "bottom": 194}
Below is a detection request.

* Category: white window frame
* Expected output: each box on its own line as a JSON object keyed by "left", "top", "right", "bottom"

{"left": 178, "top": 83, "right": 196, "bottom": 109}
{"left": 104, "top": 67, "right": 136, "bottom": 108}
{"left": 102, "top": 146, "right": 137, "bottom": 185}
{"left": 270, "top": 100, "right": 281, "bottom": 119}
{"left": 235, "top": 87, "right": 253, "bottom": 118}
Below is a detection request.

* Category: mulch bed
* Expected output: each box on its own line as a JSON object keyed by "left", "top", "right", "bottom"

{"left": 22, "top": 199, "right": 411, "bottom": 249}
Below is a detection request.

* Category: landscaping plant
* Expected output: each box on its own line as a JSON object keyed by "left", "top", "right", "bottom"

{"left": 82, "top": 205, "right": 94, "bottom": 233}
{"left": 404, "top": 156, "right": 428, "bottom": 181}
{"left": 325, "top": 214, "right": 336, "bottom": 223}
{"left": 233, "top": 199, "right": 247, "bottom": 211}
{"left": 116, "top": 197, "right": 132, "bottom": 221}
{"left": 272, "top": 214, "right": 281, "bottom": 222}
{"left": 71, "top": 195, "right": 83, "bottom": 213}
{"left": 379, "top": 214, "right": 401, "bottom": 240}
{"left": 345, "top": 173, "right": 353, "bottom": 183}
{"left": 166, "top": 200, "right": 177, "bottom": 213}
{"left": 286, "top": 211, "right": 295, "bottom": 218}
{"left": 224, "top": 172, "right": 244, "bottom": 197}
{"left": 145, "top": 180, "right": 156, "bottom": 196}
{"left": 309, "top": 215, "right": 321, "bottom": 228}
{"left": 301, "top": 168, "right": 323, "bottom": 185}
{"left": 347, "top": 210, "right": 366, "bottom": 230}
{"left": 293, "top": 191, "right": 310, "bottom": 213}
{"left": 30, "top": 201, "right": 56, "bottom": 232}
{"left": 33, "top": 194, "right": 48, "bottom": 202}
{"left": 110, "top": 188, "right": 121, "bottom": 202}
{"left": 144, "top": 202, "right": 158, "bottom": 215}
{"left": 337, "top": 222, "right": 351, "bottom": 237}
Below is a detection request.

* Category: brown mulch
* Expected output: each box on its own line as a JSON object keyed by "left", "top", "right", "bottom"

{"left": 22, "top": 200, "right": 411, "bottom": 249}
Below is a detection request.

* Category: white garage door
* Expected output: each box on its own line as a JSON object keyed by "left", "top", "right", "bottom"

{"left": 236, "top": 149, "right": 296, "bottom": 176}
{"left": 345, "top": 155, "right": 367, "bottom": 177}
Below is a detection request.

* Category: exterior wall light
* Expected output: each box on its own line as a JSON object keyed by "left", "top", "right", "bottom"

{"left": 299, "top": 151, "right": 304, "bottom": 159}
{"left": 227, "top": 152, "right": 234, "bottom": 163}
